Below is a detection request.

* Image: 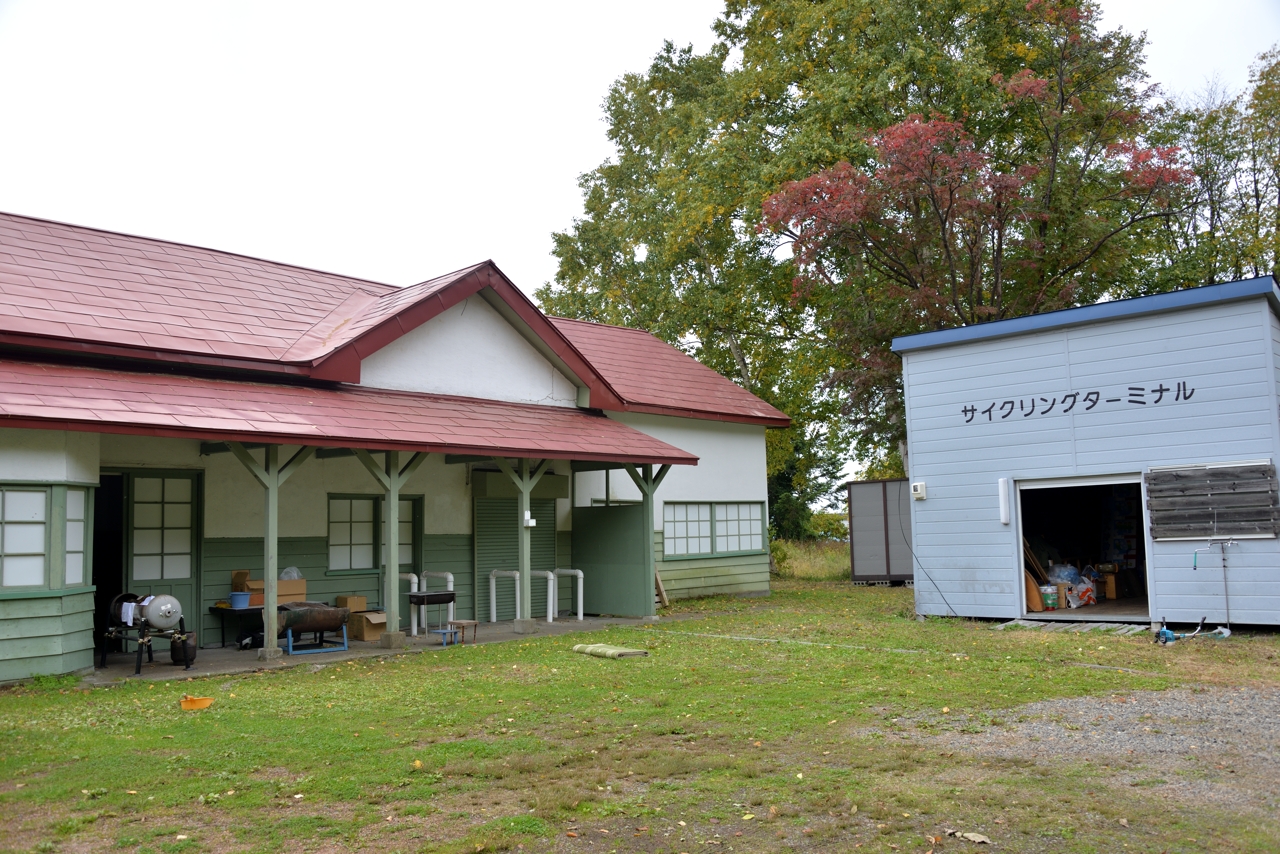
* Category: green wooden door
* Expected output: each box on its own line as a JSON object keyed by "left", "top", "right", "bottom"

{"left": 126, "top": 474, "right": 200, "bottom": 627}
{"left": 571, "top": 505, "right": 649, "bottom": 617}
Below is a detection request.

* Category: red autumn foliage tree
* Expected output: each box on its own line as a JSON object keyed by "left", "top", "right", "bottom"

{"left": 760, "top": 0, "right": 1194, "bottom": 462}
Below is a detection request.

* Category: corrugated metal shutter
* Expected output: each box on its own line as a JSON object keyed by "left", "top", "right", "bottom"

{"left": 474, "top": 498, "right": 555, "bottom": 621}
{"left": 1146, "top": 463, "right": 1280, "bottom": 539}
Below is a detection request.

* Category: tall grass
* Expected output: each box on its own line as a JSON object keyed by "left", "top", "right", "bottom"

{"left": 772, "top": 539, "right": 849, "bottom": 581}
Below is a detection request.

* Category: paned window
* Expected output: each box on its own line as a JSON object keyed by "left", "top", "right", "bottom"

{"left": 663, "top": 503, "right": 711, "bottom": 556}
{"left": 329, "top": 498, "right": 376, "bottom": 571}
{"left": 715, "top": 502, "right": 764, "bottom": 553}
{"left": 132, "top": 477, "right": 193, "bottom": 580}
{"left": 663, "top": 501, "right": 766, "bottom": 558}
{"left": 65, "top": 488, "right": 87, "bottom": 585}
{"left": 1, "top": 488, "right": 47, "bottom": 586}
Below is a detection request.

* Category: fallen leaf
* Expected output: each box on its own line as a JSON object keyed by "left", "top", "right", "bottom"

{"left": 1119, "top": 818, "right": 1129, "bottom": 827}
{"left": 742, "top": 814, "right": 755, "bottom": 821}
{"left": 796, "top": 773, "right": 804, "bottom": 779}
{"left": 961, "top": 832, "right": 992, "bottom": 844}
{"left": 753, "top": 741, "right": 762, "bottom": 747}
{"left": 597, "top": 828, "right": 609, "bottom": 834}
{"left": 828, "top": 719, "right": 837, "bottom": 725}
{"left": 126, "top": 791, "right": 138, "bottom": 795}
{"left": 175, "top": 835, "right": 188, "bottom": 841}
{"left": 635, "top": 826, "right": 648, "bottom": 832}
{"left": 412, "top": 760, "right": 423, "bottom": 770}
{"left": 902, "top": 812, "right": 911, "bottom": 817}
{"left": 678, "top": 820, "right": 687, "bottom": 826}
{"left": 942, "top": 706, "right": 950, "bottom": 713}
{"left": 293, "top": 794, "right": 304, "bottom": 800}
{"left": 162, "top": 735, "right": 174, "bottom": 739}
{"left": 565, "top": 831, "right": 578, "bottom": 838}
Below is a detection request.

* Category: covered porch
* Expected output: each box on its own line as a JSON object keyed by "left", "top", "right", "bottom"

{"left": 0, "top": 359, "right": 695, "bottom": 677}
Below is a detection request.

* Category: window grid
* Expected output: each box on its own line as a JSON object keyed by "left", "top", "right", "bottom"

{"left": 1, "top": 488, "right": 47, "bottom": 587}
{"left": 328, "top": 498, "right": 376, "bottom": 571}
{"left": 65, "top": 488, "right": 87, "bottom": 586}
{"left": 715, "top": 502, "right": 764, "bottom": 553}
{"left": 132, "top": 477, "right": 193, "bottom": 581}
{"left": 663, "top": 502, "right": 765, "bottom": 558}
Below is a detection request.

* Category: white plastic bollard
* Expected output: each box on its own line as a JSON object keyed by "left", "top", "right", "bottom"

{"left": 489, "top": 570, "right": 521, "bottom": 623}
{"left": 554, "top": 568, "right": 584, "bottom": 620}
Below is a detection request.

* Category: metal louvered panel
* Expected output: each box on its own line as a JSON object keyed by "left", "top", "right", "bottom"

{"left": 473, "top": 498, "right": 556, "bottom": 621}
{"left": 1145, "top": 464, "right": 1280, "bottom": 539}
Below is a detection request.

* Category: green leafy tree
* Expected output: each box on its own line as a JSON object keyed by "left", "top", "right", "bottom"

{"left": 1136, "top": 48, "right": 1279, "bottom": 292}
{"left": 542, "top": 0, "right": 1260, "bottom": 489}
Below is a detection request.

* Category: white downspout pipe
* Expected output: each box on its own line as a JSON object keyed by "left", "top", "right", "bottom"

{"left": 421, "top": 571, "right": 455, "bottom": 625}
{"left": 489, "top": 570, "right": 521, "bottom": 623}
{"left": 399, "top": 572, "right": 419, "bottom": 637}
{"left": 554, "top": 568, "right": 584, "bottom": 621}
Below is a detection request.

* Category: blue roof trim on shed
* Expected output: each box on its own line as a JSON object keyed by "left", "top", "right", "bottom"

{"left": 891, "top": 275, "right": 1280, "bottom": 354}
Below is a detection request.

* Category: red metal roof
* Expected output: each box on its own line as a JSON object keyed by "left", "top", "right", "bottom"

{"left": 0, "top": 359, "right": 697, "bottom": 464}
{"left": 0, "top": 211, "right": 396, "bottom": 367}
{"left": 0, "top": 211, "right": 788, "bottom": 427}
{"left": 549, "top": 318, "right": 792, "bottom": 427}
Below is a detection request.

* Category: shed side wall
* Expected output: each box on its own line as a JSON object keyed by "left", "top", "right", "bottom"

{"left": 904, "top": 298, "right": 1280, "bottom": 623}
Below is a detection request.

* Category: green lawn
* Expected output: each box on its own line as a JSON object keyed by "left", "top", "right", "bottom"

{"left": 2, "top": 582, "right": 1277, "bottom": 853}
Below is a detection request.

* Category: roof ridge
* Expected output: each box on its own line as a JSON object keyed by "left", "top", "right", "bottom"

{"left": 548, "top": 315, "right": 661, "bottom": 335}
{"left": 0, "top": 210, "right": 400, "bottom": 293}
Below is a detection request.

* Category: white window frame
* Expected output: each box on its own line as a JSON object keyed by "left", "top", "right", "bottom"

{"left": 662, "top": 501, "right": 767, "bottom": 560}
{"left": 0, "top": 487, "right": 49, "bottom": 588}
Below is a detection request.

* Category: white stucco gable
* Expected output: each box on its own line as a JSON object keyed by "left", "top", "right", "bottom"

{"left": 359, "top": 292, "right": 581, "bottom": 406}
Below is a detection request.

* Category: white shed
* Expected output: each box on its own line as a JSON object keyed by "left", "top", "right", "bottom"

{"left": 893, "top": 276, "right": 1280, "bottom": 627}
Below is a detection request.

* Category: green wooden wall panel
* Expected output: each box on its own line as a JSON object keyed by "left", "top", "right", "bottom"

{"left": 0, "top": 615, "right": 63, "bottom": 641}
{"left": 0, "top": 633, "right": 65, "bottom": 660}
{"left": 655, "top": 533, "right": 771, "bottom": 600}
{"left": 416, "top": 535, "right": 476, "bottom": 622}
{"left": 474, "top": 499, "right": 554, "bottom": 622}
{"left": 0, "top": 597, "right": 65, "bottom": 620}
{"left": 199, "top": 538, "right": 379, "bottom": 647}
{"left": 571, "top": 505, "right": 650, "bottom": 617}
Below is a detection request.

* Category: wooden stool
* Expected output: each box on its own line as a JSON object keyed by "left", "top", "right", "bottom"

{"left": 449, "top": 619, "right": 478, "bottom": 645}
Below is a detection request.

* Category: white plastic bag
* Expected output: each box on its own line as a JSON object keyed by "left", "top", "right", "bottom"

{"left": 279, "top": 566, "right": 303, "bottom": 580}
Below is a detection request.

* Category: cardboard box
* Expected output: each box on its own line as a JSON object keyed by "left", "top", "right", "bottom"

{"left": 231, "top": 570, "right": 251, "bottom": 592}
{"left": 1103, "top": 575, "right": 1118, "bottom": 600}
{"left": 349, "top": 611, "right": 386, "bottom": 642}
{"left": 336, "top": 595, "right": 367, "bottom": 611}
{"left": 245, "top": 578, "right": 308, "bottom": 604}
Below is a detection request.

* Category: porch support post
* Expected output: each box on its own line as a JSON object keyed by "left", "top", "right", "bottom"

{"left": 625, "top": 463, "right": 671, "bottom": 619}
{"left": 356, "top": 448, "right": 428, "bottom": 647}
{"left": 229, "top": 442, "right": 315, "bottom": 660}
{"left": 492, "top": 457, "right": 552, "bottom": 633}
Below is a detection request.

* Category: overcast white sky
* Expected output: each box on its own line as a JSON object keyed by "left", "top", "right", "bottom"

{"left": 0, "top": 0, "right": 1276, "bottom": 298}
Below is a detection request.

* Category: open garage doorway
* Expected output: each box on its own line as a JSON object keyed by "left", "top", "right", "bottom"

{"left": 1019, "top": 480, "right": 1150, "bottom": 621}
